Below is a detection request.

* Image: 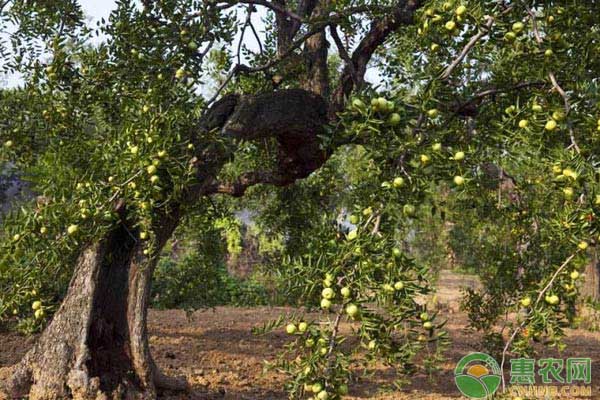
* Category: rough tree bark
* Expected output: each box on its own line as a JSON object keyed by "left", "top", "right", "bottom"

{"left": 582, "top": 248, "right": 600, "bottom": 301}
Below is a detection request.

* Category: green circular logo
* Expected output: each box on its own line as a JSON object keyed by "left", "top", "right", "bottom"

{"left": 454, "top": 352, "right": 502, "bottom": 399}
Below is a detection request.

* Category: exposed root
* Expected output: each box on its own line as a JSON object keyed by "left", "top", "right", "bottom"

{"left": 0, "top": 364, "right": 32, "bottom": 400}
{"left": 154, "top": 368, "right": 189, "bottom": 392}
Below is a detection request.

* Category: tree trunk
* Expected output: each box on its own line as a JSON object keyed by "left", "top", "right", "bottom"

{"left": 0, "top": 217, "right": 185, "bottom": 400}
{"left": 582, "top": 248, "right": 600, "bottom": 301}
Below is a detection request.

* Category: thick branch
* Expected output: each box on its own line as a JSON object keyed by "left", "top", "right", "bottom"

{"left": 331, "top": 0, "right": 422, "bottom": 113}
{"left": 187, "top": 89, "right": 329, "bottom": 202}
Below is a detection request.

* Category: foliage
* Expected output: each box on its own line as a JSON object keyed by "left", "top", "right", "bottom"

{"left": 151, "top": 253, "right": 272, "bottom": 309}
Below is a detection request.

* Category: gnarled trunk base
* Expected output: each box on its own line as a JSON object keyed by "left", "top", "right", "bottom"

{"left": 0, "top": 225, "right": 187, "bottom": 400}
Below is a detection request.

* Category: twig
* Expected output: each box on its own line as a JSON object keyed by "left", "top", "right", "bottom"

{"left": 236, "top": 5, "right": 253, "bottom": 66}
{"left": 204, "top": 64, "right": 247, "bottom": 107}
{"left": 248, "top": 20, "right": 263, "bottom": 55}
{"left": 440, "top": 16, "right": 494, "bottom": 80}
{"left": 204, "top": 22, "right": 329, "bottom": 106}
{"left": 371, "top": 214, "right": 382, "bottom": 235}
{"left": 525, "top": 3, "right": 580, "bottom": 154}
{"left": 499, "top": 252, "right": 576, "bottom": 391}
{"left": 215, "top": 0, "right": 304, "bottom": 22}
{"left": 548, "top": 72, "right": 580, "bottom": 153}
{"left": 330, "top": 24, "right": 359, "bottom": 86}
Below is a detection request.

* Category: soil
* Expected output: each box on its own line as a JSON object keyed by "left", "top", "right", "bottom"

{"left": 1, "top": 271, "right": 600, "bottom": 399}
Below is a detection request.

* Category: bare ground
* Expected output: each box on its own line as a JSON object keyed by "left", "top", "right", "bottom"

{"left": 1, "top": 271, "right": 600, "bottom": 399}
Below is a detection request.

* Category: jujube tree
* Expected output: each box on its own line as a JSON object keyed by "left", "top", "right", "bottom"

{"left": 1, "top": 0, "right": 599, "bottom": 399}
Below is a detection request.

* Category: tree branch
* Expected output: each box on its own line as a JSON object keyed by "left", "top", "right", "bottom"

{"left": 331, "top": 0, "right": 422, "bottom": 114}
{"left": 330, "top": 24, "right": 358, "bottom": 86}
{"left": 215, "top": 0, "right": 304, "bottom": 22}
{"left": 499, "top": 252, "right": 577, "bottom": 391}
{"left": 440, "top": 16, "right": 494, "bottom": 80}
{"left": 524, "top": 4, "right": 580, "bottom": 154}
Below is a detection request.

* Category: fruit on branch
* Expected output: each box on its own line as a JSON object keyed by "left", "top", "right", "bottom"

{"left": 403, "top": 204, "right": 416, "bottom": 217}
{"left": 322, "top": 288, "right": 335, "bottom": 300}
{"left": 388, "top": 113, "right": 401, "bottom": 125}
{"left": 347, "top": 229, "right": 358, "bottom": 240}
{"left": 545, "top": 120, "right": 557, "bottom": 131}
{"left": 453, "top": 176, "right": 465, "bottom": 186}
{"left": 545, "top": 294, "right": 559, "bottom": 305}
{"left": 552, "top": 111, "right": 564, "bottom": 121}
{"left": 341, "top": 287, "right": 351, "bottom": 298}
{"left": 298, "top": 322, "right": 308, "bottom": 332}
{"left": 345, "top": 304, "right": 359, "bottom": 318}
{"left": 512, "top": 21, "right": 525, "bottom": 34}
{"left": 393, "top": 177, "right": 405, "bottom": 188}
{"left": 317, "top": 390, "right": 329, "bottom": 400}
{"left": 286, "top": 324, "right": 297, "bottom": 334}
{"left": 570, "top": 270, "right": 580, "bottom": 280}
{"left": 67, "top": 224, "right": 78, "bottom": 235}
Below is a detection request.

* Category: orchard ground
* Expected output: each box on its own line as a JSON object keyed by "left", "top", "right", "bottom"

{"left": 1, "top": 271, "right": 599, "bottom": 399}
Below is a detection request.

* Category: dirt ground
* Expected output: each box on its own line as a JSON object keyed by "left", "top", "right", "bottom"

{"left": 1, "top": 272, "right": 600, "bottom": 399}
